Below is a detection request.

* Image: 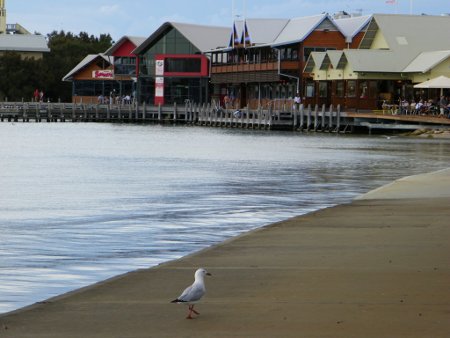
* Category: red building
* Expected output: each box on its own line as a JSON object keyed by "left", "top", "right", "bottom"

{"left": 133, "top": 22, "right": 229, "bottom": 105}
{"left": 104, "top": 36, "right": 146, "bottom": 100}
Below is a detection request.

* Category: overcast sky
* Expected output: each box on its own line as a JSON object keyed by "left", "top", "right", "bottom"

{"left": 6, "top": 0, "right": 450, "bottom": 41}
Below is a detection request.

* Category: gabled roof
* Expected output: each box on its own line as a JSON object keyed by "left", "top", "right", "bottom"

{"left": 308, "top": 14, "right": 450, "bottom": 75}
{"left": 133, "top": 22, "right": 230, "bottom": 54}
{"left": 271, "top": 14, "right": 339, "bottom": 47}
{"left": 359, "top": 14, "right": 450, "bottom": 69}
{"left": 104, "top": 36, "right": 146, "bottom": 55}
{"left": 333, "top": 15, "right": 372, "bottom": 43}
{"left": 62, "top": 54, "right": 112, "bottom": 81}
{"left": 327, "top": 50, "right": 346, "bottom": 69}
{"left": 0, "top": 34, "right": 50, "bottom": 53}
{"left": 241, "top": 18, "right": 289, "bottom": 46}
{"left": 403, "top": 50, "right": 450, "bottom": 73}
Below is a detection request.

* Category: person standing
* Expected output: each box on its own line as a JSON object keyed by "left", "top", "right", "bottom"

{"left": 33, "top": 88, "right": 39, "bottom": 102}
{"left": 439, "top": 95, "right": 448, "bottom": 117}
{"left": 294, "top": 92, "right": 301, "bottom": 110}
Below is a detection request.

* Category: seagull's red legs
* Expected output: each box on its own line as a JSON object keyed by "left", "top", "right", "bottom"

{"left": 186, "top": 305, "right": 200, "bottom": 319}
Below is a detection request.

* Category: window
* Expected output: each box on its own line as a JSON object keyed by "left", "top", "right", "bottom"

{"left": 306, "top": 82, "right": 315, "bottom": 98}
{"left": 319, "top": 82, "right": 327, "bottom": 98}
{"left": 114, "top": 57, "right": 136, "bottom": 75}
{"left": 369, "top": 81, "right": 378, "bottom": 99}
{"left": 139, "top": 26, "right": 201, "bottom": 77}
{"left": 335, "top": 81, "right": 344, "bottom": 97}
{"left": 347, "top": 80, "right": 356, "bottom": 98}
{"left": 359, "top": 81, "right": 368, "bottom": 98}
{"left": 165, "top": 58, "right": 201, "bottom": 73}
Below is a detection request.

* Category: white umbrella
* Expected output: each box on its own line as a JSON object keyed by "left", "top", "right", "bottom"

{"left": 414, "top": 75, "right": 450, "bottom": 96}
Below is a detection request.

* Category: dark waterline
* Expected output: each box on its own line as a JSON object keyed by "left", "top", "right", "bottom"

{"left": 1, "top": 123, "right": 450, "bottom": 313}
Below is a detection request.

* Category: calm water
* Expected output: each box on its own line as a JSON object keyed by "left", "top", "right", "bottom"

{"left": 1, "top": 123, "right": 450, "bottom": 314}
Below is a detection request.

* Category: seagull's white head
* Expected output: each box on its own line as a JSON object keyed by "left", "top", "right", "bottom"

{"left": 195, "top": 268, "right": 212, "bottom": 281}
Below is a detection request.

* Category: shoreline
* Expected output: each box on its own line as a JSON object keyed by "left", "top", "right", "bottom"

{"left": 1, "top": 169, "right": 450, "bottom": 337}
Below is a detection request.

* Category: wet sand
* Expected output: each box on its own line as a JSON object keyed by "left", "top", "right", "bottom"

{"left": 1, "top": 169, "right": 450, "bottom": 337}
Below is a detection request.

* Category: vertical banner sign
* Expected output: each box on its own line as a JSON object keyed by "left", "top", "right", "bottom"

{"left": 155, "top": 58, "right": 165, "bottom": 105}
{"left": 155, "top": 77, "right": 164, "bottom": 105}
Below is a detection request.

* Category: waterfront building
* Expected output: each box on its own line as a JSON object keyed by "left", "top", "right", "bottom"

{"left": 0, "top": 0, "right": 49, "bottom": 60}
{"left": 305, "top": 14, "right": 450, "bottom": 111}
{"left": 132, "top": 22, "right": 229, "bottom": 105}
{"left": 104, "top": 36, "right": 146, "bottom": 101}
{"left": 63, "top": 36, "right": 145, "bottom": 103}
{"left": 62, "top": 54, "right": 113, "bottom": 104}
{"left": 206, "top": 13, "right": 371, "bottom": 109}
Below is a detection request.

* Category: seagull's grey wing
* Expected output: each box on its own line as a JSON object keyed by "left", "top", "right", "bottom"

{"left": 178, "top": 283, "right": 205, "bottom": 302}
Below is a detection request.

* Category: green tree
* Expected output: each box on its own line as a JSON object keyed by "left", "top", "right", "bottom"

{"left": 0, "top": 52, "right": 46, "bottom": 101}
{"left": 0, "top": 31, "right": 113, "bottom": 102}
{"left": 42, "top": 30, "right": 113, "bottom": 102}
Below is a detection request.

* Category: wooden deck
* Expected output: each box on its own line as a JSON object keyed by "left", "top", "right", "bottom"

{"left": 1, "top": 102, "right": 449, "bottom": 133}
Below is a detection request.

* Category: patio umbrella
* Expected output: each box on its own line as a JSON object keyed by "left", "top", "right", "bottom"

{"left": 414, "top": 75, "right": 450, "bottom": 96}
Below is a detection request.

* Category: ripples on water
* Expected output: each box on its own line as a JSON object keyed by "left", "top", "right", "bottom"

{"left": 1, "top": 123, "right": 450, "bottom": 313}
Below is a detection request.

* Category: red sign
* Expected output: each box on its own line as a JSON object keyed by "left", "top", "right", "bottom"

{"left": 155, "top": 76, "right": 164, "bottom": 105}
{"left": 92, "top": 70, "right": 113, "bottom": 79}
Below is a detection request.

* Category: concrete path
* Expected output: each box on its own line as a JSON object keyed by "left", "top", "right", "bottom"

{"left": 1, "top": 170, "right": 450, "bottom": 337}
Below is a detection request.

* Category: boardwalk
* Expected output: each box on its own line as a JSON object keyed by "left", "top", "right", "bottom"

{"left": 1, "top": 101, "right": 449, "bottom": 132}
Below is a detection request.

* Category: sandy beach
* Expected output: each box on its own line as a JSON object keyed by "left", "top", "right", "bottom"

{"left": 1, "top": 169, "right": 449, "bottom": 337}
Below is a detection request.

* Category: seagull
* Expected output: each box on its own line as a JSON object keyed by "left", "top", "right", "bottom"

{"left": 171, "top": 268, "right": 212, "bottom": 319}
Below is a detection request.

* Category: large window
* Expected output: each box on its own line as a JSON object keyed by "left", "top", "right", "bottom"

{"left": 164, "top": 78, "right": 207, "bottom": 104}
{"left": 114, "top": 57, "right": 136, "bottom": 75}
{"left": 165, "top": 58, "right": 201, "bottom": 73}
{"left": 139, "top": 27, "right": 201, "bottom": 76}
{"left": 73, "top": 80, "right": 133, "bottom": 97}
{"left": 279, "top": 45, "right": 299, "bottom": 61}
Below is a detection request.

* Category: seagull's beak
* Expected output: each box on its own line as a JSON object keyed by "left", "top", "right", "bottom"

{"left": 206, "top": 272, "right": 212, "bottom": 276}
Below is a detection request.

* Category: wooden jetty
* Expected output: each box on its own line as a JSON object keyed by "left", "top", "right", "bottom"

{"left": 1, "top": 101, "right": 449, "bottom": 133}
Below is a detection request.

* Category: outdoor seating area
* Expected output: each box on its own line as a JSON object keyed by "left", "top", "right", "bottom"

{"left": 382, "top": 98, "right": 449, "bottom": 117}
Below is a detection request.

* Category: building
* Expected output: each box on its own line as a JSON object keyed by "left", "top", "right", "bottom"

{"left": 62, "top": 53, "right": 113, "bottom": 103}
{"left": 0, "top": 34, "right": 49, "bottom": 59}
{"left": 305, "top": 14, "right": 450, "bottom": 111}
{"left": 207, "top": 13, "right": 371, "bottom": 109}
{"left": 63, "top": 36, "right": 146, "bottom": 103}
{"left": 0, "top": 0, "right": 49, "bottom": 60}
{"left": 104, "top": 36, "right": 146, "bottom": 100}
{"left": 133, "top": 22, "right": 229, "bottom": 105}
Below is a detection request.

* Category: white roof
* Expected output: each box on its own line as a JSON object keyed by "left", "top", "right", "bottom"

{"left": 308, "top": 14, "right": 450, "bottom": 74}
{"left": 171, "top": 22, "right": 230, "bottom": 51}
{"left": 0, "top": 34, "right": 50, "bottom": 52}
{"left": 403, "top": 50, "right": 450, "bottom": 73}
{"left": 343, "top": 49, "right": 399, "bottom": 72}
{"left": 134, "top": 22, "right": 230, "bottom": 54}
{"left": 272, "top": 14, "right": 334, "bottom": 47}
{"left": 333, "top": 15, "right": 372, "bottom": 42}
{"left": 242, "top": 18, "right": 289, "bottom": 45}
{"left": 62, "top": 54, "right": 112, "bottom": 81}
{"left": 362, "top": 14, "right": 450, "bottom": 69}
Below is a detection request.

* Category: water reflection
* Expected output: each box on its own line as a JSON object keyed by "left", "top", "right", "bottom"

{"left": 1, "top": 124, "right": 450, "bottom": 313}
